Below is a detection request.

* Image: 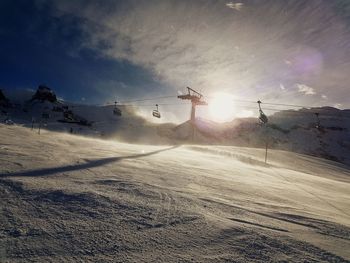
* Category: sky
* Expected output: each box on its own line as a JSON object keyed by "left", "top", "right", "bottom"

{"left": 1, "top": 0, "right": 350, "bottom": 123}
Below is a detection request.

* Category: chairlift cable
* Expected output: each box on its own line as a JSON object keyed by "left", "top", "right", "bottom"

{"left": 204, "top": 95, "right": 314, "bottom": 109}
{"left": 103, "top": 93, "right": 344, "bottom": 116}
{"left": 110, "top": 102, "right": 345, "bottom": 115}
{"left": 113, "top": 94, "right": 332, "bottom": 111}
{"left": 120, "top": 102, "right": 191, "bottom": 107}
{"left": 119, "top": 96, "right": 176, "bottom": 103}
{"left": 230, "top": 100, "right": 310, "bottom": 109}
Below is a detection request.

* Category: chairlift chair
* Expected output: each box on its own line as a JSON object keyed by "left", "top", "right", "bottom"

{"left": 63, "top": 110, "right": 75, "bottom": 121}
{"left": 152, "top": 104, "right": 161, "bottom": 118}
{"left": 257, "top": 100, "right": 268, "bottom": 124}
{"left": 113, "top": 101, "right": 122, "bottom": 116}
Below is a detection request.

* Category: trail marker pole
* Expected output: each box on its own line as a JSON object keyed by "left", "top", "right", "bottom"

{"left": 265, "top": 139, "right": 268, "bottom": 164}
{"left": 38, "top": 119, "right": 42, "bottom": 135}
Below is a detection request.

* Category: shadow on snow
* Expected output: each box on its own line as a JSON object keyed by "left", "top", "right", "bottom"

{"left": 0, "top": 145, "right": 179, "bottom": 178}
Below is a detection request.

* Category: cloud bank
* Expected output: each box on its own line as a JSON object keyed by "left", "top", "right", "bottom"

{"left": 41, "top": 0, "right": 350, "bottom": 111}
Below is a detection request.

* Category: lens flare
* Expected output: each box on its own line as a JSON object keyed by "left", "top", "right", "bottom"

{"left": 209, "top": 93, "right": 235, "bottom": 122}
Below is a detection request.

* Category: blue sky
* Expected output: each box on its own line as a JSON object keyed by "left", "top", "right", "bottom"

{"left": 0, "top": 0, "right": 166, "bottom": 104}
{"left": 1, "top": 0, "right": 350, "bottom": 122}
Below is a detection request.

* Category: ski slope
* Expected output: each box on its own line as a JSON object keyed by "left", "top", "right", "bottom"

{"left": 0, "top": 125, "right": 349, "bottom": 262}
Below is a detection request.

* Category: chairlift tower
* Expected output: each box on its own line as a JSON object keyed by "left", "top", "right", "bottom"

{"left": 178, "top": 87, "right": 207, "bottom": 141}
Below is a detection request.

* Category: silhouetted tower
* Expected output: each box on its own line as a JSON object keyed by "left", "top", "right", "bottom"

{"left": 178, "top": 87, "right": 207, "bottom": 141}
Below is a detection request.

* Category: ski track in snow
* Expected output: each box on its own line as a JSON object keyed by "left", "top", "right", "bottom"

{"left": 0, "top": 125, "right": 349, "bottom": 262}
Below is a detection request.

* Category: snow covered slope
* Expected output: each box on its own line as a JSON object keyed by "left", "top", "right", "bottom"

{"left": 0, "top": 125, "right": 349, "bottom": 262}
{"left": 173, "top": 108, "right": 350, "bottom": 166}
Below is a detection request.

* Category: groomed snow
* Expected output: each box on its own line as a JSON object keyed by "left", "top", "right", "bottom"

{"left": 0, "top": 125, "right": 349, "bottom": 262}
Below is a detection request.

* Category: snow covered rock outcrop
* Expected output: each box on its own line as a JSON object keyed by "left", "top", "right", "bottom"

{"left": 0, "top": 89, "right": 10, "bottom": 107}
{"left": 30, "top": 85, "right": 57, "bottom": 103}
{"left": 0, "top": 89, "right": 7, "bottom": 101}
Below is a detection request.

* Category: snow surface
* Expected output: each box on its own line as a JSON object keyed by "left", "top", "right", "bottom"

{"left": 0, "top": 125, "right": 349, "bottom": 262}
{"left": 175, "top": 109, "right": 350, "bottom": 166}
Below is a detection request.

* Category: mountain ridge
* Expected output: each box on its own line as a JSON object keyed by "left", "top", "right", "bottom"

{"left": 1, "top": 87, "right": 349, "bottom": 166}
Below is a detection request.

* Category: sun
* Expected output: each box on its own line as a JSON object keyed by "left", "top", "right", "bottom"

{"left": 208, "top": 92, "right": 235, "bottom": 122}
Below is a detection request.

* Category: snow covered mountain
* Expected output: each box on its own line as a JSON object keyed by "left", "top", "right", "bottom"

{"left": 1, "top": 87, "right": 349, "bottom": 166}
{"left": 0, "top": 87, "right": 177, "bottom": 144}
{"left": 175, "top": 108, "right": 350, "bottom": 166}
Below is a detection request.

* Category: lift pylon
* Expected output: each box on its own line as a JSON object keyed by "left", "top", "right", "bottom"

{"left": 178, "top": 87, "right": 207, "bottom": 141}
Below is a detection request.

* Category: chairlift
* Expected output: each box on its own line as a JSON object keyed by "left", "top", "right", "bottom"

{"left": 257, "top": 100, "right": 268, "bottom": 124}
{"left": 152, "top": 104, "right": 161, "bottom": 118}
{"left": 63, "top": 110, "right": 75, "bottom": 121}
{"left": 113, "top": 101, "right": 122, "bottom": 116}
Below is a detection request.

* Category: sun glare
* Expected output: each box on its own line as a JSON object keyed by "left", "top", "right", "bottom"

{"left": 209, "top": 93, "right": 235, "bottom": 122}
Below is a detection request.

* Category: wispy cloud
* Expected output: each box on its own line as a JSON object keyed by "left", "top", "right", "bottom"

{"left": 297, "top": 84, "right": 316, "bottom": 95}
{"left": 226, "top": 2, "right": 244, "bottom": 11}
